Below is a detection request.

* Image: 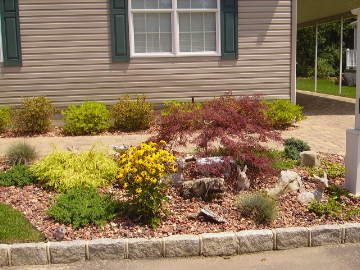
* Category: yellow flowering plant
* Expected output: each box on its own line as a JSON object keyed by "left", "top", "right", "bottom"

{"left": 117, "top": 141, "right": 177, "bottom": 227}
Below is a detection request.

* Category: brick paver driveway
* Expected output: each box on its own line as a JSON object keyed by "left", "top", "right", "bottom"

{"left": 282, "top": 91, "right": 355, "bottom": 155}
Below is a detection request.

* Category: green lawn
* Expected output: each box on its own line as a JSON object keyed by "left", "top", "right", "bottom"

{"left": 0, "top": 203, "right": 44, "bottom": 244}
{"left": 297, "top": 78, "right": 356, "bottom": 99}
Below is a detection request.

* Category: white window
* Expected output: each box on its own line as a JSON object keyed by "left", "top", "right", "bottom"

{"left": 129, "top": 0, "right": 221, "bottom": 57}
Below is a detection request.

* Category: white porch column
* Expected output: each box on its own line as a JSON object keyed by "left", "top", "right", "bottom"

{"left": 339, "top": 17, "right": 343, "bottom": 95}
{"left": 345, "top": 8, "right": 360, "bottom": 195}
{"left": 315, "top": 24, "right": 318, "bottom": 92}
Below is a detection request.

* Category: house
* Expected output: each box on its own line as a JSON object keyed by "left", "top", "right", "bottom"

{"left": 0, "top": 0, "right": 297, "bottom": 106}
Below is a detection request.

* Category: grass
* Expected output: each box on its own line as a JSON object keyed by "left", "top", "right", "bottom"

{"left": 0, "top": 203, "right": 44, "bottom": 244}
{"left": 297, "top": 78, "right": 356, "bottom": 99}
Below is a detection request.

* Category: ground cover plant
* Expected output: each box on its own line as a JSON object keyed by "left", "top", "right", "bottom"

{"left": 264, "top": 100, "right": 304, "bottom": 128}
{"left": 308, "top": 160, "right": 345, "bottom": 179}
{"left": 0, "top": 165, "right": 36, "bottom": 187}
{"left": 0, "top": 106, "right": 11, "bottom": 132}
{"left": 0, "top": 203, "right": 44, "bottom": 243}
{"left": 11, "top": 97, "right": 55, "bottom": 134}
{"left": 48, "top": 187, "right": 120, "bottom": 229}
{"left": 5, "top": 142, "right": 37, "bottom": 165}
{"left": 153, "top": 96, "right": 282, "bottom": 174}
{"left": 62, "top": 101, "right": 111, "bottom": 135}
{"left": 111, "top": 95, "right": 153, "bottom": 132}
{"left": 117, "top": 141, "right": 177, "bottom": 228}
{"left": 30, "top": 148, "right": 118, "bottom": 192}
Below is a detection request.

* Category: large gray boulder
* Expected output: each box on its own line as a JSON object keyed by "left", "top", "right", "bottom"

{"left": 181, "top": 177, "right": 225, "bottom": 201}
{"left": 300, "top": 151, "right": 320, "bottom": 167}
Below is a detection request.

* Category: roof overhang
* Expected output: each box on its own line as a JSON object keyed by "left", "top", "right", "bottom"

{"left": 298, "top": 0, "right": 360, "bottom": 27}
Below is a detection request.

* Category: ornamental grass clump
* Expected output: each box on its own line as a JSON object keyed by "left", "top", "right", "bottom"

{"left": 117, "top": 141, "right": 177, "bottom": 228}
{"left": 30, "top": 148, "right": 118, "bottom": 192}
{"left": 6, "top": 142, "right": 37, "bottom": 165}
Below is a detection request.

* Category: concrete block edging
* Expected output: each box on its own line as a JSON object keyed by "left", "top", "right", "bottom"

{"left": 1, "top": 223, "right": 360, "bottom": 267}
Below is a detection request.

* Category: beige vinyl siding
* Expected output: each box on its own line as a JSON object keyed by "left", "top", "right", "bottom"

{"left": 0, "top": 0, "right": 292, "bottom": 106}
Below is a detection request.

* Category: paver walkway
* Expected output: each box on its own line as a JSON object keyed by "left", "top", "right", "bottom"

{"left": 0, "top": 91, "right": 355, "bottom": 156}
{"left": 4, "top": 243, "right": 360, "bottom": 270}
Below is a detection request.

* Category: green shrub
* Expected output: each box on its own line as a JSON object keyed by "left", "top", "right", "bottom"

{"left": 236, "top": 192, "right": 277, "bottom": 224}
{"left": 0, "top": 107, "right": 11, "bottom": 132}
{"left": 284, "top": 138, "right": 310, "bottom": 160}
{"left": 48, "top": 188, "right": 120, "bottom": 229}
{"left": 111, "top": 95, "right": 153, "bottom": 132}
{"left": 161, "top": 100, "right": 202, "bottom": 116}
{"left": 5, "top": 143, "right": 37, "bottom": 165}
{"left": 62, "top": 101, "right": 110, "bottom": 135}
{"left": 12, "top": 97, "right": 55, "bottom": 134}
{"left": 264, "top": 100, "right": 305, "bottom": 128}
{"left": 30, "top": 148, "right": 118, "bottom": 192}
{"left": 253, "top": 149, "right": 298, "bottom": 171}
{"left": 0, "top": 165, "right": 36, "bottom": 187}
{"left": 308, "top": 161, "right": 345, "bottom": 179}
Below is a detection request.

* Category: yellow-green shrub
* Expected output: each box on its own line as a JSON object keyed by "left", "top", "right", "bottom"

{"left": 264, "top": 100, "right": 304, "bottom": 128}
{"left": 111, "top": 95, "right": 153, "bottom": 132}
{"left": 30, "top": 148, "right": 118, "bottom": 192}
{"left": 117, "top": 141, "right": 177, "bottom": 227}
{"left": 0, "top": 107, "right": 11, "bottom": 132}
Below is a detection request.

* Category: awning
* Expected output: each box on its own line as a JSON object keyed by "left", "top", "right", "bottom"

{"left": 298, "top": 0, "right": 360, "bottom": 27}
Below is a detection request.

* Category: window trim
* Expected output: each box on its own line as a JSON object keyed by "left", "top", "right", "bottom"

{"left": 128, "top": 0, "right": 221, "bottom": 58}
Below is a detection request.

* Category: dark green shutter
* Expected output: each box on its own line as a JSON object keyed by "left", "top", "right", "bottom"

{"left": 0, "top": 0, "right": 22, "bottom": 66}
{"left": 110, "top": 0, "right": 129, "bottom": 62}
{"left": 221, "top": 0, "right": 238, "bottom": 60}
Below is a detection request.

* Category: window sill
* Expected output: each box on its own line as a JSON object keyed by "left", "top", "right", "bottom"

{"left": 130, "top": 52, "right": 221, "bottom": 58}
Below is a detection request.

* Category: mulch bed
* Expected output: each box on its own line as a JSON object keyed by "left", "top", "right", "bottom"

{"left": 1, "top": 153, "right": 359, "bottom": 242}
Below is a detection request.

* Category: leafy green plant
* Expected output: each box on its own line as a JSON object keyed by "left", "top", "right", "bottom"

{"left": 111, "top": 95, "right": 153, "bottom": 132}
{"left": 264, "top": 100, "right": 305, "bottom": 128}
{"left": 0, "top": 165, "right": 36, "bottom": 187}
{"left": 48, "top": 188, "right": 120, "bottom": 229}
{"left": 12, "top": 97, "right": 55, "bottom": 134}
{"left": 255, "top": 149, "right": 298, "bottom": 171}
{"left": 308, "top": 161, "right": 345, "bottom": 179}
{"left": 5, "top": 142, "right": 37, "bottom": 165}
{"left": 284, "top": 138, "right": 311, "bottom": 160}
{"left": 62, "top": 101, "right": 111, "bottom": 135}
{"left": 30, "top": 148, "right": 118, "bottom": 192}
{"left": 161, "top": 100, "right": 202, "bottom": 116}
{"left": 0, "top": 107, "right": 11, "bottom": 133}
{"left": 236, "top": 192, "right": 277, "bottom": 224}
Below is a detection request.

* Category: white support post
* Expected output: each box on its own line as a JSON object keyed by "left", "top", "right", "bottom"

{"left": 345, "top": 9, "right": 360, "bottom": 195}
{"left": 339, "top": 17, "right": 344, "bottom": 95}
{"left": 315, "top": 24, "right": 318, "bottom": 92}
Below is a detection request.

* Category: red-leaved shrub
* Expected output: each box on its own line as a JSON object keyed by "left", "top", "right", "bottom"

{"left": 151, "top": 96, "right": 282, "bottom": 174}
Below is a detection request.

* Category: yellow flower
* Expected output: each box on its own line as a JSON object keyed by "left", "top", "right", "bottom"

{"left": 171, "top": 165, "right": 177, "bottom": 172}
{"left": 123, "top": 182, "right": 129, "bottom": 189}
{"left": 160, "top": 140, "right": 167, "bottom": 144}
{"left": 132, "top": 168, "right": 138, "bottom": 173}
{"left": 135, "top": 188, "right": 142, "bottom": 193}
{"left": 117, "top": 173, "right": 124, "bottom": 179}
{"left": 150, "top": 168, "right": 156, "bottom": 174}
{"left": 150, "top": 178, "right": 157, "bottom": 184}
{"left": 141, "top": 171, "right": 147, "bottom": 177}
{"left": 135, "top": 176, "right": 143, "bottom": 183}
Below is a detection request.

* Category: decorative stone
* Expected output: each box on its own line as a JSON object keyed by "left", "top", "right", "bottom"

{"left": 343, "top": 223, "right": 360, "bottom": 243}
{"left": 300, "top": 151, "right": 320, "bottom": 167}
{"left": 196, "top": 156, "right": 225, "bottom": 166}
{"left": 0, "top": 245, "right": 9, "bottom": 267}
{"left": 88, "top": 239, "right": 126, "bottom": 260}
{"left": 164, "top": 235, "right": 200, "bottom": 257}
{"left": 10, "top": 243, "right": 48, "bottom": 266}
{"left": 49, "top": 240, "right": 86, "bottom": 264}
{"left": 128, "top": 238, "right": 163, "bottom": 259}
{"left": 275, "top": 227, "right": 309, "bottom": 250}
{"left": 199, "top": 207, "right": 227, "bottom": 223}
{"left": 310, "top": 225, "right": 342, "bottom": 246}
{"left": 201, "top": 232, "right": 238, "bottom": 256}
{"left": 267, "top": 170, "right": 303, "bottom": 198}
{"left": 237, "top": 230, "right": 273, "bottom": 254}
{"left": 181, "top": 177, "right": 225, "bottom": 200}
{"left": 53, "top": 227, "right": 66, "bottom": 241}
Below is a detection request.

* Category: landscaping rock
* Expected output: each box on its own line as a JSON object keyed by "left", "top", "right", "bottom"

{"left": 128, "top": 238, "right": 163, "bottom": 259}
{"left": 164, "top": 235, "right": 200, "bottom": 257}
{"left": 237, "top": 230, "right": 273, "bottom": 254}
{"left": 49, "top": 240, "right": 86, "bottom": 264}
{"left": 10, "top": 243, "right": 48, "bottom": 266}
{"left": 310, "top": 225, "right": 342, "bottom": 246}
{"left": 267, "top": 170, "right": 303, "bottom": 198}
{"left": 53, "top": 227, "right": 66, "bottom": 241}
{"left": 199, "top": 207, "right": 227, "bottom": 223}
{"left": 343, "top": 223, "right": 360, "bottom": 243}
{"left": 88, "top": 239, "right": 126, "bottom": 261}
{"left": 201, "top": 232, "right": 238, "bottom": 256}
{"left": 275, "top": 227, "right": 309, "bottom": 250}
{"left": 180, "top": 177, "right": 225, "bottom": 200}
{"left": 300, "top": 151, "right": 320, "bottom": 167}
{"left": 0, "top": 245, "right": 9, "bottom": 267}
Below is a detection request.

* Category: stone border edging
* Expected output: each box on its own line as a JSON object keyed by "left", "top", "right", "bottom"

{"left": 1, "top": 223, "right": 360, "bottom": 267}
